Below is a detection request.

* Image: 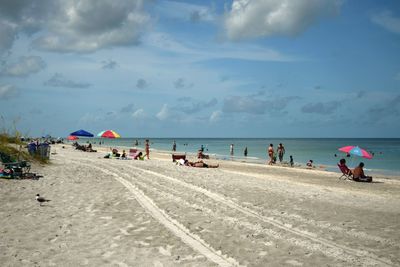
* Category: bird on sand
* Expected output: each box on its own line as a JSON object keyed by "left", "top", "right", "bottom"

{"left": 36, "top": 194, "right": 51, "bottom": 206}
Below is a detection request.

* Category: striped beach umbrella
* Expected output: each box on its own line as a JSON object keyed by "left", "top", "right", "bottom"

{"left": 338, "top": 146, "right": 373, "bottom": 159}
{"left": 97, "top": 130, "right": 121, "bottom": 138}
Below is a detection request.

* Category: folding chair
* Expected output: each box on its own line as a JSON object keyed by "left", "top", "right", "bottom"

{"left": 172, "top": 154, "right": 186, "bottom": 162}
{"left": 128, "top": 149, "right": 138, "bottom": 159}
{"left": 338, "top": 164, "right": 352, "bottom": 180}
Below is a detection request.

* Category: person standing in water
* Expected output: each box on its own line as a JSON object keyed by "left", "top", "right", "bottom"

{"left": 172, "top": 140, "right": 176, "bottom": 151}
{"left": 277, "top": 143, "right": 285, "bottom": 163}
{"left": 267, "top": 144, "right": 274, "bottom": 165}
{"left": 145, "top": 139, "right": 150, "bottom": 159}
{"left": 244, "top": 147, "right": 248, "bottom": 157}
{"left": 230, "top": 144, "right": 234, "bottom": 156}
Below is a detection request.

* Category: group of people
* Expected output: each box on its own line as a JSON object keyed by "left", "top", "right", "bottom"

{"left": 73, "top": 142, "right": 97, "bottom": 152}
{"left": 267, "top": 143, "right": 292, "bottom": 166}
{"left": 339, "top": 159, "right": 373, "bottom": 182}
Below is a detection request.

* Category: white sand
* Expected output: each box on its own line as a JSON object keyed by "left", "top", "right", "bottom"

{"left": 1, "top": 144, "right": 399, "bottom": 266}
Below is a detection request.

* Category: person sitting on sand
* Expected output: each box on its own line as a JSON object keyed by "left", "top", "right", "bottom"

{"left": 112, "top": 148, "right": 120, "bottom": 157}
{"left": 339, "top": 158, "right": 352, "bottom": 176}
{"left": 352, "top": 162, "right": 373, "bottom": 182}
{"left": 306, "top": 160, "right": 314, "bottom": 168}
{"left": 121, "top": 150, "right": 127, "bottom": 159}
{"left": 197, "top": 150, "right": 209, "bottom": 159}
{"left": 133, "top": 152, "right": 144, "bottom": 160}
{"left": 183, "top": 159, "right": 218, "bottom": 168}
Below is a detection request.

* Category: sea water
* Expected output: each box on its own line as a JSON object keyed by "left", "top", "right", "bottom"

{"left": 79, "top": 138, "right": 400, "bottom": 177}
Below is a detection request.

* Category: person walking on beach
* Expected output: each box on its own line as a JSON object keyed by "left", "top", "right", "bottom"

{"left": 145, "top": 139, "right": 150, "bottom": 159}
{"left": 172, "top": 140, "right": 176, "bottom": 151}
{"left": 244, "top": 147, "right": 248, "bottom": 157}
{"left": 277, "top": 143, "right": 285, "bottom": 163}
{"left": 268, "top": 144, "right": 274, "bottom": 165}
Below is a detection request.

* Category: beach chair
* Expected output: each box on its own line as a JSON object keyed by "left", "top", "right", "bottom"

{"left": 128, "top": 149, "right": 138, "bottom": 159}
{"left": 338, "top": 164, "right": 352, "bottom": 180}
{"left": 172, "top": 154, "right": 186, "bottom": 162}
{"left": 0, "top": 151, "right": 31, "bottom": 179}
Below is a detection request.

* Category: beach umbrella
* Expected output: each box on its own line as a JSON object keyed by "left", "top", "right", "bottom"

{"left": 70, "top": 129, "right": 94, "bottom": 137}
{"left": 97, "top": 130, "right": 121, "bottom": 138}
{"left": 338, "top": 146, "right": 373, "bottom": 159}
{"left": 67, "top": 135, "right": 78, "bottom": 141}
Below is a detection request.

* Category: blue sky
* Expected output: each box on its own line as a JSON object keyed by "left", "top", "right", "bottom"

{"left": 0, "top": 0, "right": 399, "bottom": 137}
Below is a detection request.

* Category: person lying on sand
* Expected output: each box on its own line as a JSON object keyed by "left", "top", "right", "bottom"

{"left": 177, "top": 159, "right": 218, "bottom": 168}
{"left": 353, "top": 162, "right": 372, "bottom": 182}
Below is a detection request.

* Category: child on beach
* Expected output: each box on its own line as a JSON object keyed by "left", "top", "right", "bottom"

{"left": 306, "top": 160, "right": 314, "bottom": 168}
{"left": 289, "top": 155, "right": 294, "bottom": 167}
{"left": 145, "top": 139, "right": 150, "bottom": 159}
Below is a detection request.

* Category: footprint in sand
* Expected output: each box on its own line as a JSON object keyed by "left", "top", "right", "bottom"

{"left": 158, "top": 245, "right": 173, "bottom": 256}
{"left": 285, "top": 259, "right": 303, "bottom": 266}
{"left": 102, "top": 251, "right": 115, "bottom": 258}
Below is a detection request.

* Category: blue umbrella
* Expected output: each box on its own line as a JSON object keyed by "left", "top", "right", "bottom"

{"left": 70, "top": 129, "right": 94, "bottom": 137}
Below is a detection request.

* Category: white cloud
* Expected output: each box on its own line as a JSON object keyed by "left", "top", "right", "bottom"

{"left": 371, "top": 11, "right": 400, "bottom": 34}
{"left": 44, "top": 73, "right": 91, "bottom": 88}
{"left": 156, "top": 104, "right": 170, "bottom": 120}
{"left": 101, "top": 59, "right": 118, "bottom": 70}
{"left": 34, "top": 0, "right": 150, "bottom": 53}
{"left": 224, "top": 0, "right": 341, "bottom": 40}
{"left": 0, "top": 21, "right": 17, "bottom": 54}
{"left": 132, "top": 108, "right": 145, "bottom": 119}
{"left": 0, "top": 84, "right": 18, "bottom": 100}
{"left": 157, "top": 0, "right": 215, "bottom": 23}
{"left": 1, "top": 56, "right": 46, "bottom": 77}
{"left": 143, "top": 31, "right": 294, "bottom": 62}
{"left": 209, "top": 110, "right": 222, "bottom": 123}
{"left": 0, "top": 0, "right": 151, "bottom": 54}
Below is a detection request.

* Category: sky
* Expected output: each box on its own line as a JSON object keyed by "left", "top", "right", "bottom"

{"left": 0, "top": 0, "right": 399, "bottom": 138}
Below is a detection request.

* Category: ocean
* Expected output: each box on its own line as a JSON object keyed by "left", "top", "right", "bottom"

{"left": 77, "top": 138, "right": 400, "bottom": 177}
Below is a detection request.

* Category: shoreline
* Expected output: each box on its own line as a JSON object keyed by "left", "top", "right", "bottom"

{"left": 86, "top": 143, "right": 400, "bottom": 180}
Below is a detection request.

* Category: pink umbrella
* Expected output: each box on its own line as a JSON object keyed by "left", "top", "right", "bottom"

{"left": 338, "top": 146, "right": 373, "bottom": 159}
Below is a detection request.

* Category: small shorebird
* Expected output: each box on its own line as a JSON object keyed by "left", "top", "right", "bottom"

{"left": 36, "top": 194, "right": 51, "bottom": 206}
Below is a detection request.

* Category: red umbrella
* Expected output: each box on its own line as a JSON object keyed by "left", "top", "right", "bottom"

{"left": 67, "top": 135, "right": 79, "bottom": 141}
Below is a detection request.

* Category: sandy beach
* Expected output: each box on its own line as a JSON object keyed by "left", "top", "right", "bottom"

{"left": 1, "top": 144, "right": 399, "bottom": 266}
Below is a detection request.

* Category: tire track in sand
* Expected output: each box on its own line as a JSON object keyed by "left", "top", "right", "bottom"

{"left": 111, "top": 163, "right": 393, "bottom": 267}
{"left": 66, "top": 155, "right": 393, "bottom": 266}
{"left": 73, "top": 160, "right": 240, "bottom": 267}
